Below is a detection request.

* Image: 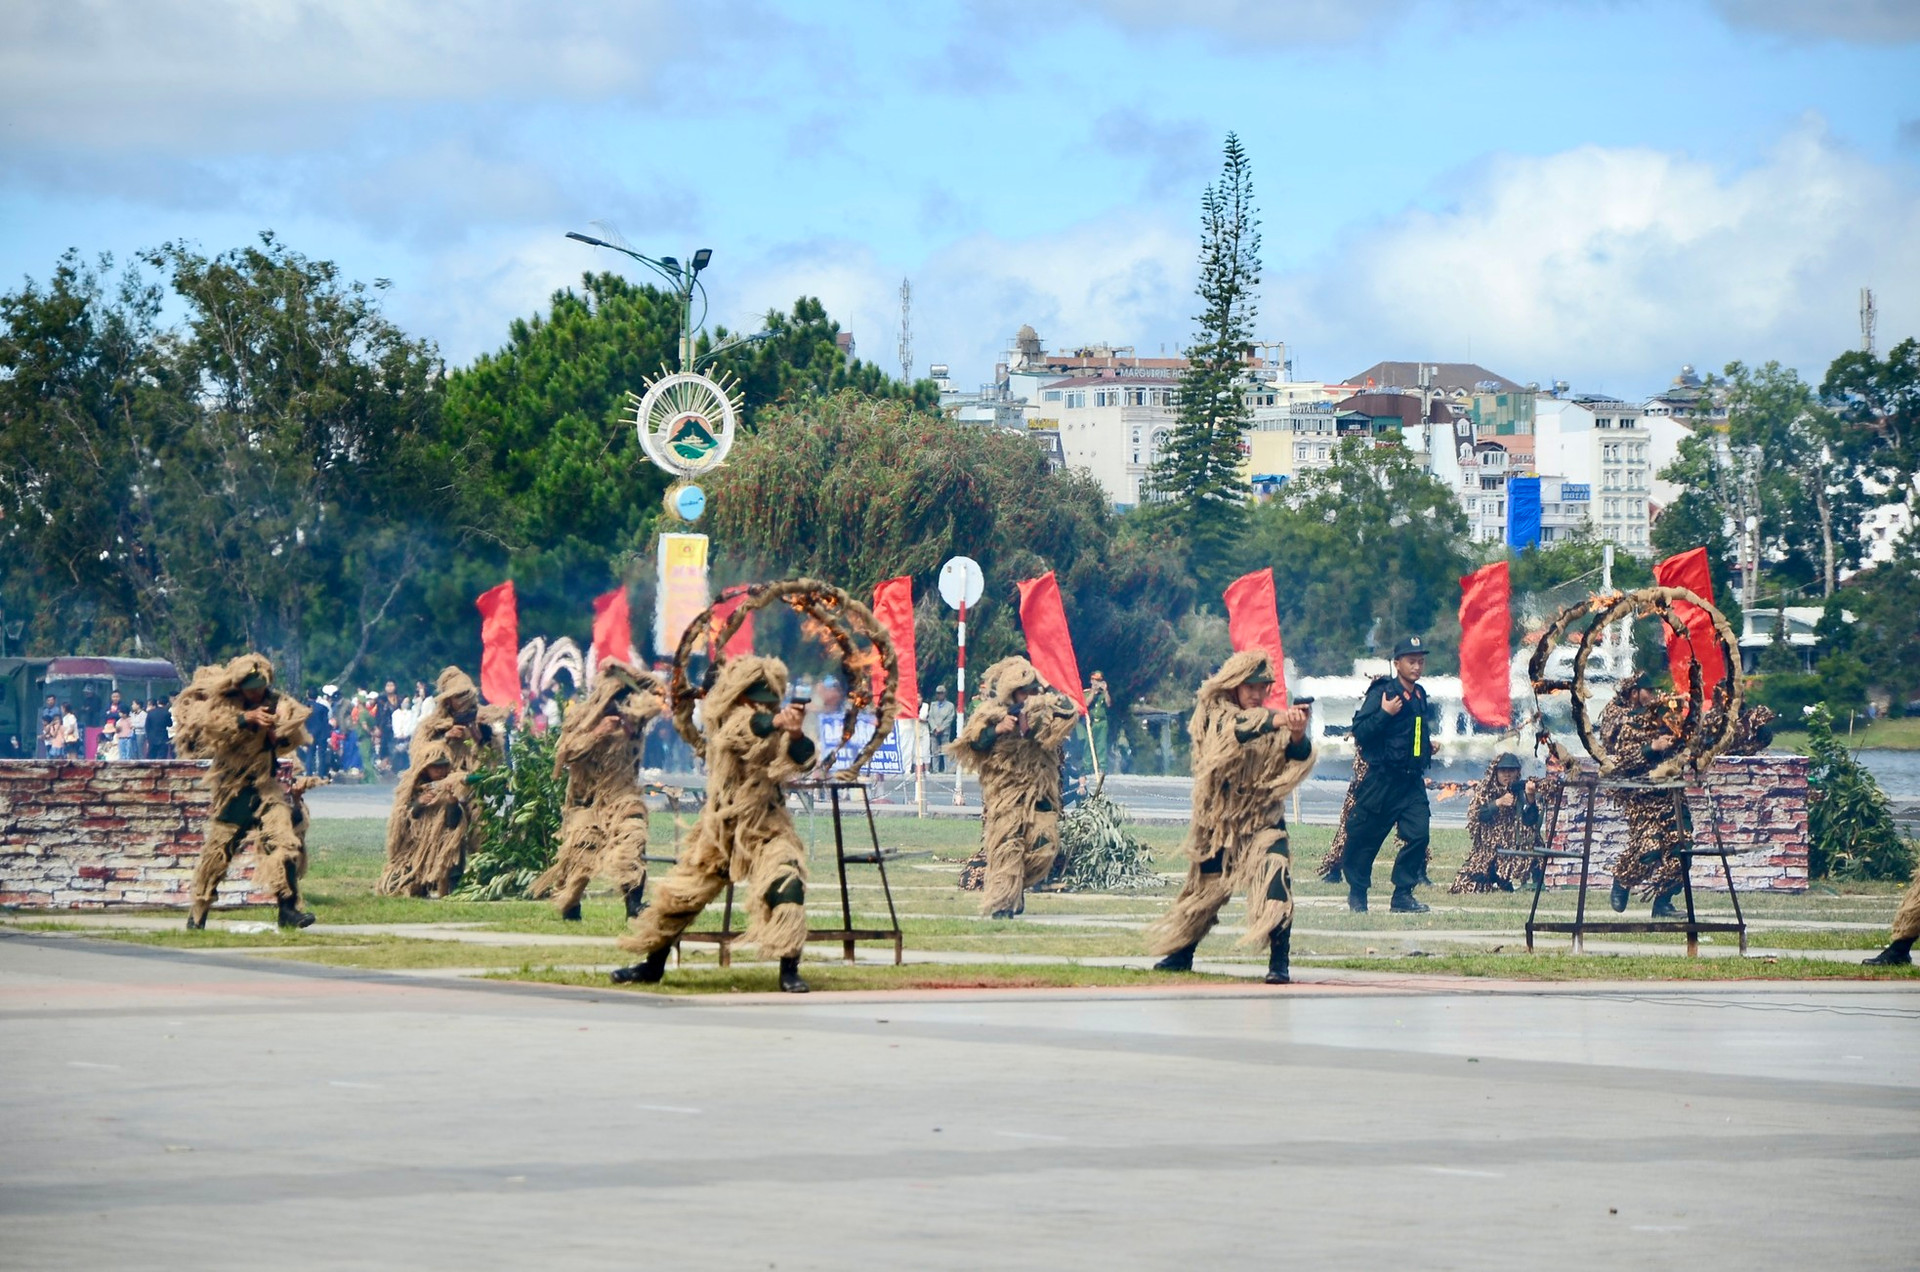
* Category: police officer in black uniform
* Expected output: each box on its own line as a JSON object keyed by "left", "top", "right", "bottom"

{"left": 1341, "top": 635, "right": 1440, "bottom": 913}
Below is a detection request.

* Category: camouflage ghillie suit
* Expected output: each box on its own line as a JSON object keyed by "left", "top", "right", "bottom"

{"left": 1450, "top": 759, "right": 1548, "bottom": 893}
{"left": 617, "top": 656, "right": 817, "bottom": 970}
{"left": 1704, "top": 692, "right": 1776, "bottom": 757}
{"left": 1318, "top": 755, "right": 1422, "bottom": 884}
{"left": 173, "top": 654, "right": 313, "bottom": 929}
{"left": 947, "top": 656, "right": 1081, "bottom": 919}
{"left": 413, "top": 665, "right": 508, "bottom": 775}
{"left": 532, "top": 661, "right": 663, "bottom": 920}
{"left": 1146, "top": 652, "right": 1315, "bottom": 971}
{"left": 1602, "top": 696, "right": 1691, "bottom": 901}
{"left": 377, "top": 737, "right": 474, "bottom": 897}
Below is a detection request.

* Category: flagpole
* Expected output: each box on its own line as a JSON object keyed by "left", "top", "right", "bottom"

{"left": 953, "top": 600, "right": 966, "bottom": 807}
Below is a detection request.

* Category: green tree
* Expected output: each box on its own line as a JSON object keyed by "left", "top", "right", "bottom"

{"left": 1239, "top": 437, "right": 1472, "bottom": 673}
{"left": 1149, "top": 132, "right": 1260, "bottom": 589}
{"left": 1804, "top": 705, "right": 1915, "bottom": 882}
{"left": 1822, "top": 336, "right": 1919, "bottom": 510}
{"left": 1816, "top": 529, "right": 1920, "bottom": 711}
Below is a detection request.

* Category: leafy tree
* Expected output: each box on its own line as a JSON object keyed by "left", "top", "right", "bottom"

{"left": 1149, "top": 132, "right": 1260, "bottom": 589}
{"left": 1816, "top": 529, "right": 1920, "bottom": 711}
{"left": 1239, "top": 437, "right": 1472, "bottom": 673}
{"left": 1804, "top": 705, "right": 1915, "bottom": 882}
{"left": 1822, "top": 336, "right": 1920, "bottom": 510}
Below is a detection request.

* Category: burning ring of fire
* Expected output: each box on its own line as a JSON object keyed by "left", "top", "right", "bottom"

{"left": 669, "top": 577, "right": 900, "bottom": 780}
{"left": 1527, "top": 585, "right": 1741, "bottom": 780}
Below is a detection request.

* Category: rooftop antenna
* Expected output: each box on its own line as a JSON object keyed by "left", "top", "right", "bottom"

{"left": 898, "top": 277, "right": 913, "bottom": 384}
{"left": 1861, "top": 286, "right": 1877, "bottom": 356}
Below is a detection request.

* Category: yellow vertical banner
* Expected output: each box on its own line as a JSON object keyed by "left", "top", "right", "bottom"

{"left": 654, "top": 533, "right": 710, "bottom": 657}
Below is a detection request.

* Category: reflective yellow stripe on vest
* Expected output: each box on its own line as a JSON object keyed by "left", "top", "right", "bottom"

{"left": 1413, "top": 711, "right": 1423, "bottom": 758}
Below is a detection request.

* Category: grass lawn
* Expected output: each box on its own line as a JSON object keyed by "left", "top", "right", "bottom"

{"left": 497, "top": 963, "right": 1242, "bottom": 995}
{"left": 1774, "top": 715, "right": 1920, "bottom": 752}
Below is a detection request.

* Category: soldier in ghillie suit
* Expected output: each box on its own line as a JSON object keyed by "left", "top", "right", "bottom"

{"left": 947, "top": 656, "right": 1082, "bottom": 919}
{"left": 377, "top": 738, "right": 475, "bottom": 897}
{"left": 610, "top": 656, "right": 818, "bottom": 993}
{"left": 1147, "top": 652, "right": 1315, "bottom": 984}
{"left": 532, "top": 661, "right": 663, "bottom": 921}
{"left": 1602, "top": 673, "right": 1691, "bottom": 917}
{"left": 1451, "top": 753, "right": 1545, "bottom": 893}
{"left": 173, "top": 654, "right": 315, "bottom": 931}
{"left": 1705, "top": 684, "right": 1776, "bottom": 756}
{"left": 413, "top": 665, "right": 508, "bottom": 775}
{"left": 1864, "top": 876, "right": 1920, "bottom": 966}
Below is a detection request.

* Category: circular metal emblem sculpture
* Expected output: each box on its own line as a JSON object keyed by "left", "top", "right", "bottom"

{"left": 670, "top": 578, "right": 900, "bottom": 780}
{"left": 1527, "top": 585, "right": 1742, "bottom": 781}
{"left": 627, "top": 371, "right": 739, "bottom": 479}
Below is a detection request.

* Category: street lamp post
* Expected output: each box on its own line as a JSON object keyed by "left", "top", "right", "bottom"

{"left": 565, "top": 231, "right": 713, "bottom": 371}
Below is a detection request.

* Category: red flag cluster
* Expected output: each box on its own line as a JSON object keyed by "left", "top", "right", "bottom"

{"left": 1653, "top": 546, "right": 1727, "bottom": 697}
{"left": 1016, "top": 572, "right": 1086, "bottom": 714}
{"left": 1457, "top": 561, "right": 1511, "bottom": 728}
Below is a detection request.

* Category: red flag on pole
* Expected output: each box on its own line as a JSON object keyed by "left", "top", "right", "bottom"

{"left": 1653, "top": 547, "right": 1727, "bottom": 696}
{"left": 474, "top": 581, "right": 522, "bottom": 709}
{"left": 591, "top": 586, "right": 632, "bottom": 672}
{"left": 1457, "top": 561, "right": 1512, "bottom": 728}
{"left": 709, "top": 587, "right": 754, "bottom": 659}
{"left": 1222, "top": 567, "right": 1288, "bottom": 709}
{"left": 1016, "top": 571, "right": 1087, "bottom": 713}
{"left": 871, "top": 576, "right": 920, "bottom": 718}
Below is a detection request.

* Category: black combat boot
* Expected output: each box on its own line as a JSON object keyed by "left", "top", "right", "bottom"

{"left": 1863, "top": 938, "right": 1914, "bottom": 966}
{"left": 185, "top": 902, "right": 209, "bottom": 931}
{"left": 989, "top": 908, "right": 1017, "bottom": 920}
{"left": 779, "top": 956, "right": 810, "bottom": 993}
{"left": 624, "top": 887, "right": 648, "bottom": 919}
{"left": 560, "top": 901, "right": 582, "bottom": 922}
{"left": 277, "top": 894, "right": 316, "bottom": 930}
{"left": 1609, "top": 882, "right": 1631, "bottom": 913}
{"left": 1650, "top": 892, "right": 1683, "bottom": 919}
{"left": 1265, "top": 930, "right": 1292, "bottom": 985}
{"left": 610, "top": 947, "right": 670, "bottom": 984}
{"left": 1347, "top": 889, "right": 1368, "bottom": 914}
{"left": 1153, "top": 942, "right": 1198, "bottom": 972}
{"left": 1389, "top": 889, "right": 1429, "bottom": 914}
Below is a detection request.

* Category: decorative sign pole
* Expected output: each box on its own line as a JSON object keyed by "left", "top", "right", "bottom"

{"left": 938, "top": 555, "right": 984, "bottom": 807}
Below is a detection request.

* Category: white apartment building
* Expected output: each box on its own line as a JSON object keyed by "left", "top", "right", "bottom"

{"left": 1036, "top": 370, "right": 1179, "bottom": 507}
{"left": 1533, "top": 396, "right": 1654, "bottom": 551}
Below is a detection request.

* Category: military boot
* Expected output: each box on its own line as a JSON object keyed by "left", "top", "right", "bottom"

{"left": 1863, "top": 939, "right": 1913, "bottom": 966}
{"left": 1153, "top": 942, "right": 1198, "bottom": 972}
{"left": 611, "top": 948, "right": 670, "bottom": 984}
{"left": 277, "top": 894, "right": 316, "bottom": 930}
{"left": 1347, "top": 889, "right": 1368, "bottom": 914}
{"left": 185, "top": 901, "right": 210, "bottom": 931}
{"left": 1389, "top": 889, "right": 1429, "bottom": 914}
{"left": 779, "top": 956, "right": 811, "bottom": 993}
{"left": 624, "top": 887, "right": 648, "bottom": 919}
{"left": 1609, "top": 882, "right": 1631, "bottom": 913}
{"left": 560, "top": 901, "right": 583, "bottom": 922}
{"left": 1264, "top": 930, "right": 1292, "bottom": 985}
{"left": 1650, "top": 893, "right": 1683, "bottom": 920}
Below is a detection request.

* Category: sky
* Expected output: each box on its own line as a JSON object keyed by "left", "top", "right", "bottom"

{"left": 3, "top": 0, "right": 1918, "bottom": 400}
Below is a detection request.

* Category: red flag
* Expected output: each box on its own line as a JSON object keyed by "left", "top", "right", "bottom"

{"left": 871, "top": 576, "right": 920, "bottom": 719}
{"left": 474, "top": 581, "right": 522, "bottom": 709}
{"left": 1458, "top": 561, "right": 1512, "bottom": 728}
{"left": 591, "top": 586, "right": 632, "bottom": 671}
{"left": 1654, "top": 547, "right": 1727, "bottom": 696}
{"left": 1222, "top": 567, "right": 1288, "bottom": 709}
{"left": 709, "top": 587, "right": 754, "bottom": 659}
{"left": 1016, "top": 571, "right": 1087, "bottom": 713}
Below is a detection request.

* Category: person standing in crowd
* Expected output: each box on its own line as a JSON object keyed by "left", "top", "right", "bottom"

{"left": 61, "top": 702, "right": 80, "bottom": 759}
{"left": 112, "top": 702, "right": 136, "bottom": 760}
{"left": 391, "top": 694, "right": 415, "bottom": 773}
{"left": 129, "top": 700, "right": 149, "bottom": 759}
{"left": 922, "top": 684, "right": 956, "bottom": 774}
{"left": 1339, "top": 635, "right": 1440, "bottom": 914}
{"left": 38, "top": 695, "right": 61, "bottom": 758}
{"left": 147, "top": 697, "right": 174, "bottom": 759}
{"left": 374, "top": 682, "right": 400, "bottom": 773}
{"left": 1084, "top": 670, "right": 1112, "bottom": 771}
{"left": 307, "top": 688, "right": 332, "bottom": 777}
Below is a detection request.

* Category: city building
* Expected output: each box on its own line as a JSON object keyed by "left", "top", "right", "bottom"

{"left": 1533, "top": 395, "right": 1654, "bottom": 551}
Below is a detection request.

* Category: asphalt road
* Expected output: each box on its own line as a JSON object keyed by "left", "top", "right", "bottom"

{"left": 4, "top": 932, "right": 1916, "bottom": 1269}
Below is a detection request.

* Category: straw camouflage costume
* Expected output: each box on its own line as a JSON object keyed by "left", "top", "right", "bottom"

{"left": 947, "top": 656, "right": 1082, "bottom": 919}
{"left": 1450, "top": 753, "right": 1546, "bottom": 893}
{"left": 532, "top": 661, "right": 663, "bottom": 921}
{"left": 1864, "top": 875, "right": 1920, "bottom": 966}
{"left": 377, "top": 737, "right": 474, "bottom": 897}
{"left": 611, "top": 655, "right": 818, "bottom": 993}
{"left": 413, "top": 665, "right": 509, "bottom": 774}
{"left": 1148, "top": 651, "right": 1315, "bottom": 984}
{"left": 173, "top": 654, "right": 315, "bottom": 930}
{"left": 1602, "top": 676, "right": 1691, "bottom": 916}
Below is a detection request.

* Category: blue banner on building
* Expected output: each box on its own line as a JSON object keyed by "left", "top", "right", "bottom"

{"left": 1507, "top": 476, "right": 1542, "bottom": 549}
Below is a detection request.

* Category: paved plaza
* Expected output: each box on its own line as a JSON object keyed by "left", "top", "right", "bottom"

{"left": 2, "top": 930, "right": 1916, "bottom": 1269}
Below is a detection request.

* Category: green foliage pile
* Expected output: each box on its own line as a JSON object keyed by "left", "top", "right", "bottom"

{"left": 1053, "top": 793, "right": 1164, "bottom": 892}
{"left": 1804, "top": 705, "right": 1915, "bottom": 883}
{"left": 459, "top": 727, "right": 563, "bottom": 900}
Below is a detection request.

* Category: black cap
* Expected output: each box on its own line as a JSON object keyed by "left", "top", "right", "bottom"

{"left": 1493, "top": 751, "right": 1522, "bottom": 770}
{"left": 1392, "top": 635, "right": 1428, "bottom": 659}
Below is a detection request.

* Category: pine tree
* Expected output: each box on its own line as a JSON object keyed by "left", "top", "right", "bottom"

{"left": 1150, "top": 133, "right": 1261, "bottom": 589}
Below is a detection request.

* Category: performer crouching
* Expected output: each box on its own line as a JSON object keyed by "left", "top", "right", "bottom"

{"left": 947, "top": 657, "right": 1082, "bottom": 920}
{"left": 1602, "top": 673, "right": 1690, "bottom": 918}
{"left": 533, "top": 661, "right": 663, "bottom": 921}
{"left": 1450, "top": 753, "right": 1541, "bottom": 893}
{"left": 1147, "top": 652, "right": 1315, "bottom": 984}
{"left": 611, "top": 657, "right": 817, "bottom": 993}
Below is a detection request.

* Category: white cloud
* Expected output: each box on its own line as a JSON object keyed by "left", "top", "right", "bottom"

{"left": 1712, "top": 0, "right": 1920, "bottom": 42}
{"left": 1272, "top": 118, "right": 1920, "bottom": 390}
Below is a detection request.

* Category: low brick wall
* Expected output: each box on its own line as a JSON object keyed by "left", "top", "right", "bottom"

{"left": 0, "top": 760, "right": 269, "bottom": 909}
{"left": 1543, "top": 754, "right": 1809, "bottom": 893}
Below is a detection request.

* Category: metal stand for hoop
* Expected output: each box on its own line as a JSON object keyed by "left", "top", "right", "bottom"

{"left": 672, "top": 779, "right": 906, "bottom": 968}
{"left": 1506, "top": 770, "right": 1747, "bottom": 957}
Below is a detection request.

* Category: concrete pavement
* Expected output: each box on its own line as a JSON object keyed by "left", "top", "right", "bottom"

{"left": 3, "top": 930, "right": 1916, "bottom": 1269}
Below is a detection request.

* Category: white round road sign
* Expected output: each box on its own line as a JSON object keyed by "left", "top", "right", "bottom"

{"left": 938, "top": 556, "right": 984, "bottom": 610}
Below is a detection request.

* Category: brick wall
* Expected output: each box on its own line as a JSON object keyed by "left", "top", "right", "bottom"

{"left": 0, "top": 761, "right": 269, "bottom": 909}
{"left": 1543, "top": 754, "right": 1809, "bottom": 893}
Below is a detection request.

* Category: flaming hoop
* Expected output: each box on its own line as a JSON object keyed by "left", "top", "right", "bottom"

{"left": 1526, "top": 585, "right": 1742, "bottom": 780}
{"left": 670, "top": 577, "right": 899, "bottom": 779}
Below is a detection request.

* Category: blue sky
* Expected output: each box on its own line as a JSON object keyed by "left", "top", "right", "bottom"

{"left": 3, "top": 0, "right": 1917, "bottom": 398}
